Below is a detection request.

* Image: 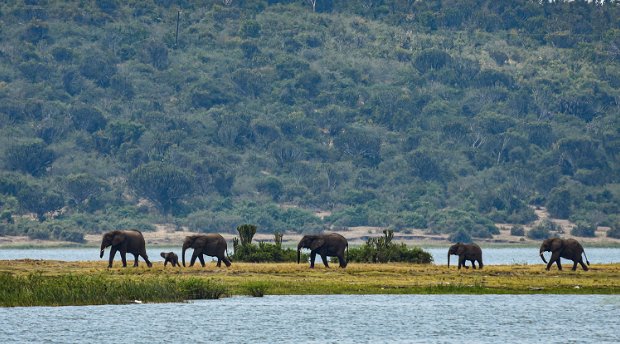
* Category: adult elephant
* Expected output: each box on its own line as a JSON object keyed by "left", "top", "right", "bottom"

{"left": 539, "top": 238, "right": 590, "bottom": 271}
{"left": 447, "top": 243, "right": 483, "bottom": 269}
{"left": 182, "top": 234, "right": 231, "bottom": 268}
{"left": 100, "top": 230, "right": 152, "bottom": 268}
{"left": 297, "top": 233, "right": 348, "bottom": 268}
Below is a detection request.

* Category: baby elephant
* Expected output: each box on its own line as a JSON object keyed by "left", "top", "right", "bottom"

{"left": 160, "top": 252, "right": 180, "bottom": 267}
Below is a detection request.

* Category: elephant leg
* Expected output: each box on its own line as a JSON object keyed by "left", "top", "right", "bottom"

{"left": 579, "top": 260, "right": 589, "bottom": 271}
{"left": 222, "top": 256, "right": 231, "bottom": 267}
{"left": 470, "top": 260, "right": 476, "bottom": 269}
{"left": 478, "top": 260, "right": 483, "bottom": 269}
{"left": 572, "top": 260, "right": 578, "bottom": 271}
{"left": 190, "top": 251, "right": 198, "bottom": 267}
{"left": 198, "top": 255, "right": 206, "bottom": 267}
{"left": 337, "top": 255, "right": 347, "bottom": 268}
{"left": 547, "top": 252, "right": 560, "bottom": 270}
{"left": 108, "top": 248, "right": 117, "bottom": 268}
{"left": 556, "top": 259, "right": 563, "bottom": 271}
{"left": 142, "top": 254, "right": 152, "bottom": 268}
{"left": 321, "top": 254, "right": 329, "bottom": 268}
{"left": 217, "top": 258, "right": 222, "bottom": 267}
{"left": 164, "top": 260, "right": 168, "bottom": 267}
{"left": 458, "top": 256, "right": 465, "bottom": 269}
{"left": 310, "top": 251, "right": 317, "bottom": 268}
{"left": 133, "top": 254, "right": 139, "bottom": 267}
{"left": 120, "top": 251, "right": 127, "bottom": 267}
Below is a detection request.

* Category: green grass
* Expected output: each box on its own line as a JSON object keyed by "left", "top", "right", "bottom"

{"left": 0, "top": 260, "right": 618, "bottom": 306}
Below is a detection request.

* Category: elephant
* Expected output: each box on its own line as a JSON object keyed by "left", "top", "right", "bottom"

{"left": 297, "top": 233, "right": 348, "bottom": 268}
{"left": 182, "top": 234, "right": 231, "bottom": 268}
{"left": 447, "top": 243, "right": 483, "bottom": 269}
{"left": 160, "top": 252, "right": 180, "bottom": 267}
{"left": 539, "top": 238, "right": 590, "bottom": 271}
{"left": 100, "top": 230, "right": 152, "bottom": 268}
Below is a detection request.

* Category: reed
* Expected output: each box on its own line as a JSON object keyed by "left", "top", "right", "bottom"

{"left": 0, "top": 260, "right": 618, "bottom": 307}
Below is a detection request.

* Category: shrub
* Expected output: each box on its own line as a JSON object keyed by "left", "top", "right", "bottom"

{"left": 232, "top": 230, "right": 303, "bottom": 263}
{"left": 570, "top": 222, "right": 596, "bottom": 237}
{"left": 448, "top": 229, "right": 472, "bottom": 243}
{"left": 232, "top": 241, "right": 301, "bottom": 263}
{"left": 510, "top": 225, "right": 525, "bottom": 236}
{"left": 527, "top": 225, "right": 550, "bottom": 240}
{"left": 607, "top": 225, "right": 620, "bottom": 239}
{"left": 347, "top": 230, "right": 433, "bottom": 264}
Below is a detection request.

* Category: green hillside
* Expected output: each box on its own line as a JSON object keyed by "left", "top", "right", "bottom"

{"left": 1, "top": 0, "right": 620, "bottom": 242}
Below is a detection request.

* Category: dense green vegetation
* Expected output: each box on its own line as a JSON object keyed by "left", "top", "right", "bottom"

{"left": 348, "top": 229, "right": 433, "bottom": 263}
{"left": 231, "top": 223, "right": 303, "bottom": 262}
{"left": 0, "top": 272, "right": 229, "bottom": 306}
{"left": 1, "top": 0, "right": 620, "bottom": 241}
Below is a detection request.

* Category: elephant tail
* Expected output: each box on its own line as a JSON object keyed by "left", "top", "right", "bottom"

{"left": 583, "top": 250, "right": 590, "bottom": 266}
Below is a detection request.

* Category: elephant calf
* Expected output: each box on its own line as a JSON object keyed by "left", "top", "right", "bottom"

{"left": 161, "top": 252, "right": 180, "bottom": 267}
{"left": 447, "top": 243, "right": 483, "bottom": 269}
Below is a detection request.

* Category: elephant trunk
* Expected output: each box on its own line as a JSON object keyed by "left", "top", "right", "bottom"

{"left": 539, "top": 247, "right": 547, "bottom": 264}
{"left": 99, "top": 242, "right": 106, "bottom": 258}
{"left": 297, "top": 248, "right": 301, "bottom": 264}
{"left": 182, "top": 244, "right": 187, "bottom": 267}
{"left": 447, "top": 253, "right": 450, "bottom": 268}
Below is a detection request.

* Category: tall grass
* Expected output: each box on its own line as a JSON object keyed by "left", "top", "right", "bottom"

{"left": 0, "top": 272, "right": 228, "bottom": 307}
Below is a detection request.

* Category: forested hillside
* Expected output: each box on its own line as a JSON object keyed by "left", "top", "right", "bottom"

{"left": 1, "top": 0, "right": 620, "bottom": 242}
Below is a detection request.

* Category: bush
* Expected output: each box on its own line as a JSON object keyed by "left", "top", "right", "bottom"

{"left": 448, "top": 229, "right": 472, "bottom": 243}
{"left": 607, "top": 225, "right": 620, "bottom": 239}
{"left": 347, "top": 230, "right": 433, "bottom": 264}
{"left": 232, "top": 230, "right": 303, "bottom": 263}
{"left": 232, "top": 241, "right": 302, "bottom": 263}
{"left": 527, "top": 225, "right": 551, "bottom": 240}
{"left": 570, "top": 222, "right": 596, "bottom": 238}
{"left": 510, "top": 225, "right": 525, "bottom": 236}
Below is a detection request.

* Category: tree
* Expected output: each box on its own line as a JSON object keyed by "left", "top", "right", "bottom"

{"left": 71, "top": 105, "right": 107, "bottom": 133}
{"left": 17, "top": 185, "right": 64, "bottom": 221}
{"left": 334, "top": 126, "right": 382, "bottom": 167}
{"left": 129, "top": 162, "right": 194, "bottom": 214}
{"left": 546, "top": 188, "right": 572, "bottom": 219}
{"left": 414, "top": 49, "right": 452, "bottom": 73}
{"left": 64, "top": 174, "right": 105, "bottom": 207}
{"left": 4, "top": 140, "right": 55, "bottom": 176}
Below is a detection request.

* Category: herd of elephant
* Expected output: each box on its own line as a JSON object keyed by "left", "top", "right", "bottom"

{"left": 100, "top": 230, "right": 591, "bottom": 271}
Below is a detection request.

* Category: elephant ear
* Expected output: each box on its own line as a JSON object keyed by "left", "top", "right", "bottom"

{"left": 550, "top": 238, "right": 563, "bottom": 252}
{"left": 309, "top": 238, "right": 325, "bottom": 251}
{"left": 456, "top": 245, "right": 466, "bottom": 255}
{"left": 112, "top": 232, "right": 126, "bottom": 246}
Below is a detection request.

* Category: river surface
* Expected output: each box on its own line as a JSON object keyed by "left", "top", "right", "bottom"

{"left": 0, "top": 294, "right": 618, "bottom": 343}
{"left": 1, "top": 247, "right": 619, "bottom": 265}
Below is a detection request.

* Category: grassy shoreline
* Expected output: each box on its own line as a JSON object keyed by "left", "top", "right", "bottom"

{"left": 1, "top": 260, "right": 618, "bottom": 307}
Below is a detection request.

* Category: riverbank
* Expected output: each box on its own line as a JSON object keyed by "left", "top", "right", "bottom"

{"left": 1, "top": 260, "right": 618, "bottom": 307}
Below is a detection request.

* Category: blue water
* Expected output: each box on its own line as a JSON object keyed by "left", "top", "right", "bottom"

{"left": 1, "top": 247, "right": 619, "bottom": 265}
{"left": 0, "top": 295, "right": 618, "bottom": 343}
